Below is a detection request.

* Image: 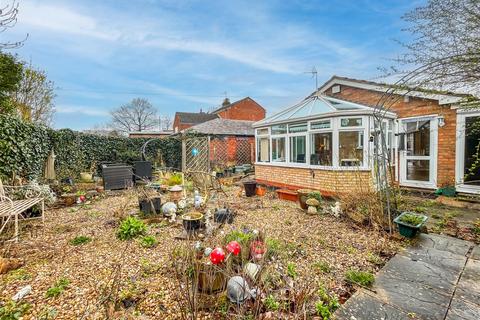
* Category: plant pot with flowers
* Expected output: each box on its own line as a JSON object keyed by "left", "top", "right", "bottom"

{"left": 394, "top": 212, "right": 428, "bottom": 238}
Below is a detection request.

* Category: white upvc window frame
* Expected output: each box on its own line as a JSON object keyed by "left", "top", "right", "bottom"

{"left": 255, "top": 127, "right": 270, "bottom": 163}
{"left": 254, "top": 115, "right": 372, "bottom": 171}
{"left": 455, "top": 109, "right": 480, "bottom": 194}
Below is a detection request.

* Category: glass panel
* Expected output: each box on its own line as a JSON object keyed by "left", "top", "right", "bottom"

{"left": 464, "top": 116, "right": 480, "bottom": 186}
{"left": 290, "top": 136, "right": 306, "bottom": 163}
{"left": 406, "top": 120, "right": 430, "bottom": 156}
{"left": 310, "top": 133, "right": 332, "bottom": 166}
{"left": 257, "top": 137, "right": 269, "bottom": 162}
{"left": 257, "top": 128, "right": 268, "bottom": 135}
{"left": 341, "top": 118, "right": 362, "bottom": 127}
{"left": 272, "top": 137, "right": 286, "bottom": 162}
{"left": 339, "top": 131, "right": 364, "bottom": 166}
{"left": 271, "top": 124, "right": 287, "bottom": 135}
{"left": 407, "top": 159, "right": 430, "bottom": 181}
{"left": 289, "top": 123, "right": 307, "bottom": 133}
{"left": 311, "top": 120, "right": 330, "bottom": 130}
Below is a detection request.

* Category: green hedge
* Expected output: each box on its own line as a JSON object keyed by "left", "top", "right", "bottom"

{"left": 0, "top": 115, "right": 181, "bottom": 181}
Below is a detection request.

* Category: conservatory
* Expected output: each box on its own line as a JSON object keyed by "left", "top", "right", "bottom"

{"left": 253, "top": 93, "right": 396, "bottom": 194}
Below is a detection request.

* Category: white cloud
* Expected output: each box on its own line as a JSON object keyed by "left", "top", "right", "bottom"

{"left": 56, "top": 104, "right": 110, "bottom": 116}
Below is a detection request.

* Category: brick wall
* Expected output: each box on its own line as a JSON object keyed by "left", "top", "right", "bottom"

{"left": 255, "top": 164, "right": 373, "bottom": 196}
{"left": 324, "top": 85, "right": 457, "bottom": 187}
{"left": 216, "top": 98, "right": 266, "bottom": 121}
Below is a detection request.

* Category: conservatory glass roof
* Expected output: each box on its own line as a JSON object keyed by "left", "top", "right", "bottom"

{"left": 254, "top": 94, "right": 372, "bottom": 126}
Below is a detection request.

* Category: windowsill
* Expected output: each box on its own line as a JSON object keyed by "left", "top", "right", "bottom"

{"left": 254, "top": 162, "right": 371, "bottom": 171}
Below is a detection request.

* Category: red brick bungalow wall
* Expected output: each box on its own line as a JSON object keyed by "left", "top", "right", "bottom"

{"left": 323, "top": 85, "right": 457, "bottom": 187}
{"left": 216, "top": 97, "right": 266, "bottom": 121}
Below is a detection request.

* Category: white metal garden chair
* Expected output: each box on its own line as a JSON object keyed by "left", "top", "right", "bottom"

{"left": 0, "top": 179, "right": 45, "bottom": 242}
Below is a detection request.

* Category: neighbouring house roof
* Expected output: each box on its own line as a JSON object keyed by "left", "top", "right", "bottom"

{"left": 185, "top": 118, "right": 255, "bottom": 136}
{"left": 210, "top": 97, "right": 262, "bottom": 114}
{"left": 253, "top": 94, "right": 396, "bottom": 128}
{"left": 175, "top": 112, "right": 218, "bottom": 124}
{"left": 318, "top": 75, "right": 470, "bottom": 105}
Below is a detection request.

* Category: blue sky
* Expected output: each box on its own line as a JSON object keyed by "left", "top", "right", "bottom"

{"left": 5, "top": 0, "right": 422, "bottom": 130}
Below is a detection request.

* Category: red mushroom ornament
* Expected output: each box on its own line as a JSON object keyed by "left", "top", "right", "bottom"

{"left": 226, "top": 241, "right": 241, "bottom": 256}
{"left": 210, "top": 247, "right": 226, "bottom": 265}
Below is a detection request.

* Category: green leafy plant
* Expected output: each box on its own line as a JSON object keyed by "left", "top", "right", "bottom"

{"left": 167, "top": 173, "right": 183, "bottom": 186}
{"left": 265, "top": 238, "right": 282, "bottom": 259}
{"left": 366, "top": 252, "right": 383, "bottom": 266}
{"left": 315, "top": 285, "right": 340, "bottom": 320}
{"left": 307, "top": 191, "right": 322, "bottom": 203}
{"left": 398, "top": 213, "right": 424, "bottom": 226}
{"left": 287, "top": 262, "right": 297, "bottom": 279}
{"left": 0, "top": 301, "right": 31, "bottom": 320}
{"left": 264, "top": 294, "right": 280, "bottom": 311}
{"left": 5, "top": 268, "right": 31, "bottom": 282}
{"left": 117, "top": 216, "right": 147, "bottom": 240}
{"left": 69, "top": 235, "right": 91, "bottom": 246}
{"left": 224, "top": 230, "right": 254, "bottom": 247}
{"left": 140, "top": 235, "right": 158, "bottom": 248}
{"left": 345, "top": 269, "right": 375, "bottom": 287}
{"left": 46, "top": 278, "right": 70, "bottom": 298}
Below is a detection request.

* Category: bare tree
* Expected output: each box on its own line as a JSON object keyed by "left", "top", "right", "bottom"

{"left": 386, "top": 0, "right": 480, "bottom": 97}
{"left": 110, "top": 98, "right": 158, "bottom": 133}
{"left": 1, "top": 0, "right": 27, "bottom": 49}
{"left": 11, "top": 65, "right": 56, "bottom": 125}
{"left": 162, "top": 115, "right": 173, "bottom": 131}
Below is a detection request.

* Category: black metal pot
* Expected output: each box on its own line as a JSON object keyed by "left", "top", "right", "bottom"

{"left": 243, "top": 181, "right": 257, "bottom": 197}
{"left": 181, "top": 212, "right": 204, "bottom": 231}
{"left": 139, "top": 197, "right": 162, "bottom": 215}
{"left": 214, "top": 208, "right": 234, "bottom": 224}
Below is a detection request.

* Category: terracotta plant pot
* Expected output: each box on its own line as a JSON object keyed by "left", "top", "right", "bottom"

{"left": 256, "top": 186, "right": 267, "bottom": 196}
{"left": 276, "top": 189, "right": 298, "bottom": 202}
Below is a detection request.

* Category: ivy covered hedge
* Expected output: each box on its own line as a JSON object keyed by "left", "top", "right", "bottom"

{"left": 0, "top": 115, "right": 181, "bottom": 181}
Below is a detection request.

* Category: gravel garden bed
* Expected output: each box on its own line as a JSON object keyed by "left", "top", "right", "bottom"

{"left": 1, "top": 186, "right": 401, "bottom": 319}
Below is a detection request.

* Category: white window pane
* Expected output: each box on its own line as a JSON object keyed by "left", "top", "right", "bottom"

{"left": 310, "top": 132, "right": 332, "bottom": 166}
{"left": 289, "top": 123, "right": 307, "bottom": 133}
{"left": 272, "top": 137, "right": 286, "bottom": 162}
{"left": 341, "top": 118, "right": 362, "bottom": 127}
{"left": 339, "top": 131, "right": 364, "bottom": 166}
{"left": 271, "top": 124, "right": 287, "bottom": 134}
{"left": 257, "top": 137, "right": 269, "bottom": 162}
{"left": 311, "top": 120, "right": 330, "bottom": 130}
{"left": 290, "top": 136, "right": 306, "bottom": 163}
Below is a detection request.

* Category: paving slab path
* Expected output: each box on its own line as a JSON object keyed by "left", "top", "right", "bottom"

{"left": 336, "top": 233, "right": 480, "bottom": 320}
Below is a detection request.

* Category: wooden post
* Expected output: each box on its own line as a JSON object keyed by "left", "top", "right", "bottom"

{"left": 182, "top": 135, "right": 186, "bottom": 172}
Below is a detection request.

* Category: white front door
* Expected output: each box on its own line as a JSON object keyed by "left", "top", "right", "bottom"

{"left": 399, "top": 117, "right": 438, "bottom": 189}
{"left": 456, "top": 111, "right": 480, "bottom": 194}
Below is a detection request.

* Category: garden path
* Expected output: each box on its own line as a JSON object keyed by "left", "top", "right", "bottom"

{"left": 336, "top": 233, "right": 480, "bottom": 320}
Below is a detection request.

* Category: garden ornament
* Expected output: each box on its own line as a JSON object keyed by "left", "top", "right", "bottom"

{"left": 161, "top": 202, "right": 177, "bottom": 216}
{"left": 226, "top": 276, "right": 258, "bottom": 304}
{"left": 330, "top": 201, "right": 342, "bottom": 218}
{"left": 244, "top": 262, "right": 261, "bottom": 280}
{"left": 305, "top": 198, "right": 320, "bottom": 214}
{"left": 169, "top": 208, "right": 176, "bottom": 223}
{"left": 177, "top": 199, "right": 187, "bottom": 209}
{"left": 250, "top": 241, "right": 267, "bottom": 261}
{"left": 194, "top": 190, "right": 202, "bottom": 208}
{"left": 226, "top": 241, "right": 241, "bottom": 256}
{"left": 12, "top": 285, "right": 32, "bottom": 301}
{"left": 204, "top": 247, "right": 213, "bottom": 257}
{"left": 205, "top": 210, "right": 214, "bottom": 235}
{"left": 210, "top": 247, "right": 226, "bottom": 265}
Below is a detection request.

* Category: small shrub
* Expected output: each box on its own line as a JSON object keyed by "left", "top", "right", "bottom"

{"left": 287, "top": 262, "right": 297, "bottom": 279}
{"left": 117, "top": 216, "right": 147, "bottom": 240}
{"left": 69, "top": 235, "right": 91, "bottom": 246}
{"left": 266, "top": 238, "right": 282, "bottom": 258}
{"left": 345, "top": 269, "right": 374, "bottom": 287}
{"left": 312, "top": 261, "right": 331, "bottom": 273}
{"left": 223, "top": 230, "right": 254, "bottom": 247}
{"left": 0, "top": 301, "right": 31, "bottom": 320}
{"left": 264, "top": 294, "right": 280, "bottom": 311}
{"left": 46, "top": 278, "right": 70, "bottom": 298}
{"left": 398, "top": 213, "right": 424, "bottom": 226}
{"left": 166, "top": 173, "right": 183, "bottom": 186}
{"left": 307, "top": 191, "right": 322, "bottom": 203}
{"left": 413, "top": 206, "right": 426, "bottom": 214}
{"left": 6, "top": 268, "right": 31, "bottom": 282}
{"left": 140, "top": 235, "right": 158, "bottom": 248}
{"left": 315, "top": 285, "right": 340, "bottom": 319}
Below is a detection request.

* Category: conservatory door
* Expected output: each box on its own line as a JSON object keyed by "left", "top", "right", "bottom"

{"left": 399, "top": 117, "right": 438, "bottom": 189}
{"left": 456, "top": 112, "right": 480, "bottom": 194}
